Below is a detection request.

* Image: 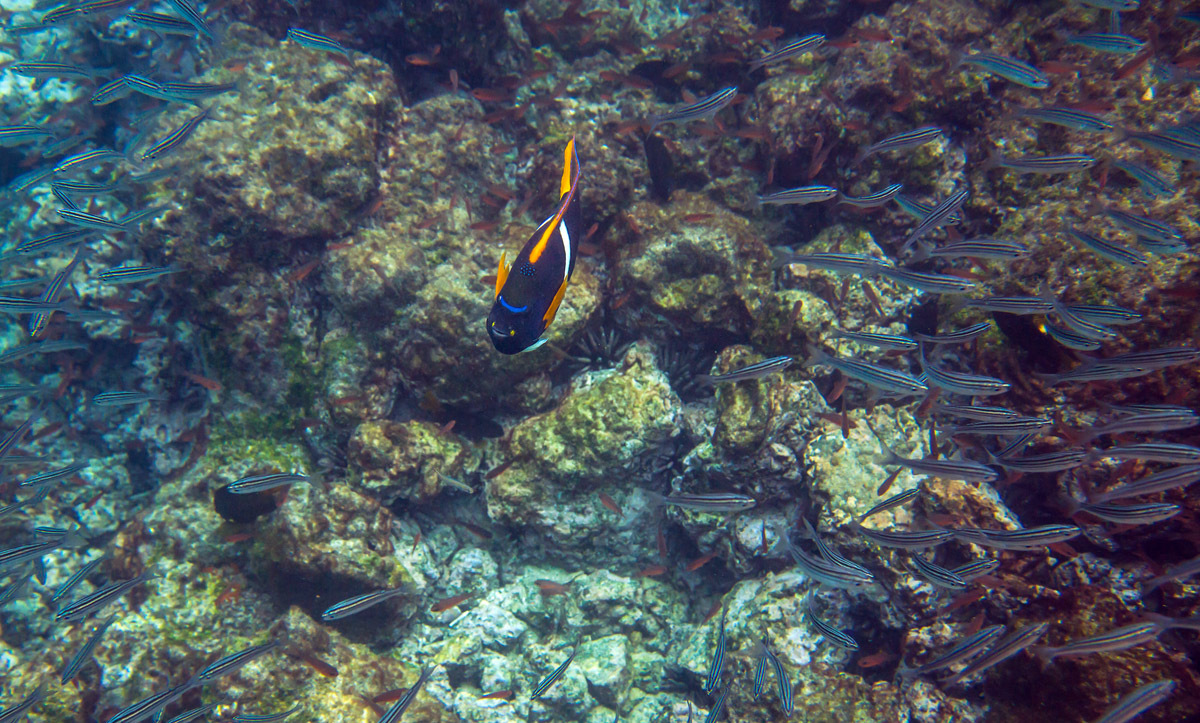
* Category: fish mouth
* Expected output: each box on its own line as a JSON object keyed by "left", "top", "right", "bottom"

{"left": 489, "top": 326, "right": 508, "bottom": 338}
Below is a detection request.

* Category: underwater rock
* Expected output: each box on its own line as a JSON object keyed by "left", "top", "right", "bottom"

{"left": 614, "top": 192, "right": 774, "bottom": 336}
{"left": 486, "top": 343, "right": 681, "bottom": 547}
{"left": 348, "top": 419, "right": 483, "bottom": 505}
{"left": 146, "top": 23, "right": 390, "bottom": 255}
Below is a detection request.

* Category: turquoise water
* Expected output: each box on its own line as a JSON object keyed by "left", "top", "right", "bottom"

{"left": 0, "top": 1, "right": 1198, "bottom": 722}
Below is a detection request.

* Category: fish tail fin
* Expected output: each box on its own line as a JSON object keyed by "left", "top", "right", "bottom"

{"left": 981, "top": 146, "right": 1001, "bottom": 172}
{"left": 908, "top": 241, "right": 932, "bottom": 263}
{"left": 1030, "top": 645, "right": 1056, "bottom": 669}
{"left": 863, "top": 419, "right": 902, "bottom": 466}
{"left": 947, "top": 45, "right": 967, "bottom": 71}
{"left": 560, "top": 134, "right": 580, "bottom": 199}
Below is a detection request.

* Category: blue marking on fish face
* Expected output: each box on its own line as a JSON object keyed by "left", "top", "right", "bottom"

{"left": 487, "top": 299, "right": 545, "bottom": 354}
{"left": 497, "top": 296, "right": 527, "bottom": 313}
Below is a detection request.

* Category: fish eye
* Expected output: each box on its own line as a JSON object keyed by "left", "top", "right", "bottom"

{"left": 509, "top": 330, "right": 515, "bottom": 336}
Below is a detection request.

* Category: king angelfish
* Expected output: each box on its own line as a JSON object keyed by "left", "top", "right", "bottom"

{"left": 487, "top": 136, "right": 582, "bottom": 354}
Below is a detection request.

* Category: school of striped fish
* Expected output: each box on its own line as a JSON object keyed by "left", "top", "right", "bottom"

{"left": 0, "top": 0, "right": 1199, "bottom": 722}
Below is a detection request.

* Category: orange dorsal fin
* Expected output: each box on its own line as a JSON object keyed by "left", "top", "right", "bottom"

{"left": 494, "top": 251, "right": 508, "bottom": 298}
{"left": 560, "top": 135, "right": 579, "bottom": 198}
{"left": 529, "top": 137, "right": 581, "bottom": 265}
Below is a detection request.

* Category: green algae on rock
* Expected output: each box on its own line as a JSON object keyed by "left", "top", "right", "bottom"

{"left": 348, "top": 419, "right": 483, "bottom": 504}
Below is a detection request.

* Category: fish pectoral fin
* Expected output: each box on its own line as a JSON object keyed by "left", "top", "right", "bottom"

{"left": 494, "top": 251, "right": 509, "bottom": 299}
{"left": 542, "top": 279, "right": 568, "bottom": 327}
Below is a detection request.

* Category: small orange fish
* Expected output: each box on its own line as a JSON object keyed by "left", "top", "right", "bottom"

{"left": 223, "top": 531, "right": 255, "bottom": 544}
{"left": 535, "top": 579, "right": 574, "bottom": 597}
{"left": 182, "top": 371, "right": 223, "bottom": 392}
{"left": 479, "top": 690, "right": 514, "bottom": 700}
{"left": 598, "top": 492, "right": 622, "bottom": 515}
{"left": 685, "top": 552, "right": 718, "bottom": 572}
{"left": 637, "top": 565, "right": 668, "bottom": 577}
{"left": 857, "top": 651, "right": 894, "bottom": 669}
{"left": 372, "top": 687, "right": 409, "bottom": 704}
{"left": 299, "top": 652, "right": 339, "bottom": 678}
{"left": 431, "top": 593, "right": 471, "bottom": 612}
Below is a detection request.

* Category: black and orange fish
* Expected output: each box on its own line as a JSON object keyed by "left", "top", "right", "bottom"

{"left": 487, "top": 136, "right": 582, "bottom": 354}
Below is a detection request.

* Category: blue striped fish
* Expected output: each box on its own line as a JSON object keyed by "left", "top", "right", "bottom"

{"left": 951, "top": 524, "right": 1081, "bottom": 550}
{"left": 97, "top": 265, "right": 181, "bottom": 285}
{"left": 784, "top": 532, "right": 875, "bottom": 588}
{"left": 1067, "top": 226, "right": 1148, "bottom": 267}
{"left": 838, "top": 183, "right": 903, "bottom": 208}
{"left": 776, "top": 251, "right": 886, "bottom": 274}
{"left": 1111, "top": 159, "right": 1175, "bottom": 198}
{"left": 531, "top": 647, "right": 576, "bottom": 698}
{"left": 752, "top": 641, "right": 768, "bottom": 699}
{"left": 1091, "top": 680, "right": 1175, "bottom": 723}
{"left": 696, "top": 356, "right": 792, "bottom": 384}
{"left": 0, "top": 125, "right": 55, "bottom": 146}
{"left": 127, "top": 11, "right": 202, "bottom": 36}
{"left": 106, "top": 680, "right": 195, "bottom": 723}
{"left": 196, "top": 640, "right": 283, "bottom": 683}
{"left": 287, "top": 28, "right": 350, "bottom": 57}
{"left": 1012, "top": 106, "right": 1113, "bottom": 133}
{"left": 912, "top": 322, "right": 993, "bottom": 345}
{"left": 991, "top": 448, "right": 1088, "bottom": 473}
{"left": 1104, "top": 208, "right": 1183, "bottom": 245}
{"left": 897, "top": 624, "right": 1005, "bottom": 679}
{"left": 1121, "top": 128, "right": 1200, "bottom": 161}
{"left": 321, "top": 586, "right": 407, "bottom": 620}
{"left": 955, "top": 50, "right": 1049, "bottom": 89}
{"left": 232, "top": 706, "right": 302, "bottom": 723}
{"left": 54, "top": 572, "right": 152, "bottom": 623}
{"left": 749, "top": 34, "right": 826, "bottom": 69}
{"left": 1094, "top": 442, "right": 1200, "bottom": 464}
{"left": 758, "top": 184, "right": 839, "bottom": 205}
{"left": 649, "top": 87, "right": 737, "bottom": 131}
{"left": 832, "top": 329, "right": 917, "bottom": 351}
{"left": 1066, "top": 33, "right": 1146, "bottom": 54}
{"left": 703, "top": 608, "right": 726, "bottom": 692}
{"left": 875, "top": 265, "right": 978, "bottom": 295}
{"left": 902, "top": 188, "right": 969, "bottom": 251}
{"left": 856, "top": 126, "right": 942, "bottom": 163}
{"left": 1093, "top": 464, "right": 1200, "bottom": 502}
{"left": 762, "top": 640, "right": 792, "bottom": 714}
{"left": 804, "top": 598, "right": 858, "bottom": 649}
{"left": 1032, "top": 621, "right": 1162, "bottom": 666}
{"left": 143, "top": 108, "right": 209, "bottom": 161}
{"left": 913, "top": 238, "right": 1029, "bottom": 262}
{"left": 989, "top": 153, "right": 1096, "bottom": 174}
{"left": 941, "top": 623, "right": 1049, "bottom": 686}
{"left": 852, "top": 524, "right": 953, "bottom": 550}
{"left": 8, "top": 61, "right": 103, "bottom": 80}
{"left": 93, "top": 391, "right": 164, "bottom": 406}
{"left": 29, "top": 246, "right": 88, "bottom": 338}
{"left": 166, "top": 0, "right": 215, "bottom": 41}
{"left": 1072, "top": 500, "right": 1181, "bottom": 525}
{"left": 909, "top": 553, "right": 968, "bottom": 590}
{"left": 61, "top": 614, "right": 117, "bottom": 683}
{"left": 703, "top": 688, "right": 729, "bottom": 723}
{"left": 920, "top": 349, "right": 1010, "bottom": 396}
{"left": 227, "top": 472, "right": 309, "bottom": 494}
{"left": 53, "top": 148, "right": 126, "bottom": 174}
{"left": 807, "top": 348, "right": 927, "bottom": 396}
{"left": 1066, "top": 303, "right": 1142, "bottom": 326}
{"left": 51, "top": 556, "right": 106, "bottom": 604}
{"left": 896, "top": 196, "right": 962, "bottom": 225}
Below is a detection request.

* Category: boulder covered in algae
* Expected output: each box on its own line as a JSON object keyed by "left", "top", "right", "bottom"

{"left": 613, "top": 192, "right": 775, "bottom": 336}
{"left": 348, "top": 419, "right": 484, "bottom": 504}
{"left": 485, "top": 343, "right": 682, "bottom": 549}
